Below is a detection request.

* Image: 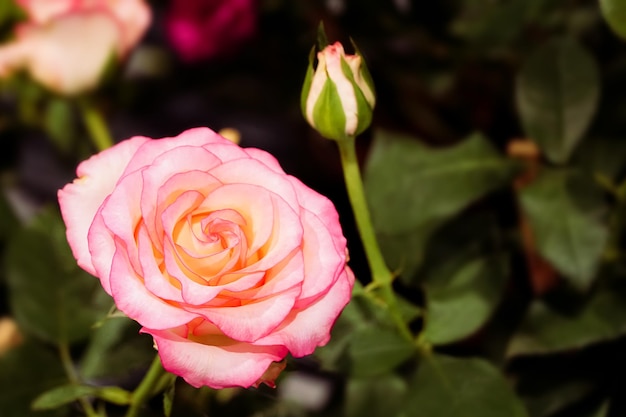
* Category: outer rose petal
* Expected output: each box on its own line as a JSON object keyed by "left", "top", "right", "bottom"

{"left": 104, "top": 0, "right": 152, "bottom": 54}
{"left": 59, "top": 136, "right": 149, "bottom": 275}
{"left": 19, "top": 12, "right": 122, "bottom": 94}
{"left": 146, "top": 326, "right": 287, "bottom": 389}
{"left": 255, "top": 267, "right": 354, "bottom": 356}
{"left": 17, "top": 0, "right": 75, "bottom": 23}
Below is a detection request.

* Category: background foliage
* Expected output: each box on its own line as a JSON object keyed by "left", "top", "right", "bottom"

{"left": 1, "top": 0, "right": 626, "bottom": 416}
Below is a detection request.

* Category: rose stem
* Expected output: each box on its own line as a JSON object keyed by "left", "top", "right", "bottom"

{"left": 125, "top": 354, "right": 168, "bottom": 417}
{"left": 337, "top": 137, "right": 413, "bottom": 341}
{"left": 58, "top": 341, "right": 101, "bottom": 417}
{"left": 78, "top": 98, "right": 115, "bottom": 152}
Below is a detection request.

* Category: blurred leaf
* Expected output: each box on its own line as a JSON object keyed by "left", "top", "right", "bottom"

{"left": 600, "top": 0, "right": 626, "bottom": 40}
{"left": 5, "top": 207, "right": 112, "bottom": 344}
{"left": 587, "top": 401, "right": 610, "bottom": 417}
{"left": 348, "top": 326, "right": 416, "bottom": 377}
{"left": 573, "top": 136, "right": 626, "bottom": 180}
{"left": 164, "top": 383, "right": 175, "bottom": 417}
{"left": 0, "top": 341, "right": 68, "bottom": 417}
{"left": 345, "top": 375, "right": 407, "bottom": 417}
{"left": 450, "top": 0, "right": 550, "bottom": 46}
{"left": 32, "top": 385, "right": 94, "bottom": 410}
{"left": 365, "top": 130, "right": 517, "bottom": 279}
{"left": 43, "top": 98, "right": 75, "bottom": 154}
{"left": 422, "top": 253, "right": 509, "bottom": 345}
{"left": 80, "top": 317, "right": 155, "bottom": 383}
{"left": 402, "top": 354, "right": 528, "bottom": 417}
{"left": 315, "top": 283, "right": 419, "bottom": 372}
{"left": 517, "top": 367, "right": 594, "bottom": 417}
{"left": 519, "top": 170, "right": 608, "bottom": 290}
{"left": 32, "top": 384, "right": 132, "bottom": 410}
{"left": 0, "top": 189, "right": 19, "bottom": 240}
{"left": 507, "top": 280, "right": 626, "bottom": 357}
{"left": 516, "top": 37, "right": 600, "bottom": 164}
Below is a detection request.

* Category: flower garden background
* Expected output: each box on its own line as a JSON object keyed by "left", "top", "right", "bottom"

{"left": 1, "top": 1, "right": 626, "bottom": 416}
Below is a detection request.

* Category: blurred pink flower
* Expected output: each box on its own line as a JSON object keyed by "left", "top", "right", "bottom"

{"left": 165, "top": 0, "right": 256, "bottom": 62}
{"left": 0, "top": 0, "right": 151, "bottom": 94}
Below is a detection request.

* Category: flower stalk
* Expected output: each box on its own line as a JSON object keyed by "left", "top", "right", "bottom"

{"left": 337, "top": 137, "right": 413, "bottom": 341}
{"left": 125, "top": 355, "right": 168, "bottom": 417}
{"left": 79, "top": 99, "right": 115, "bottom": 152}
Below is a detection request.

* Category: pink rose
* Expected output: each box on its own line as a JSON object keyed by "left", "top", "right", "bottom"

{"left": 0, "top": 0, "right": 151, "bottom": 94}
{"left": 58, "top": 127, "right": 354, "bottom": 389}
{"left": 165, "top": 0, "right": 256, "bottom": 62}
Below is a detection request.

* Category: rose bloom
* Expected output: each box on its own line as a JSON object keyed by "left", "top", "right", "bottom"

{"left": 58, "top": 127, "right": 354, "bottom": 389}
{"left": 165, "top": 0, "right": 256, "bottom": 62}
{"left": 0, "top": 0, "right": 151, "bottom": 94}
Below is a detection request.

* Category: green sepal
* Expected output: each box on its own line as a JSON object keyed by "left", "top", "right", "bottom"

{"left": 300, "top": 46, "right": 316, "bottom": 116}
{"left": 312, "top": 77, "right": 349, "bottom": 142}
{"left": 317, "top": 21, "right": 329, "bottom": 49}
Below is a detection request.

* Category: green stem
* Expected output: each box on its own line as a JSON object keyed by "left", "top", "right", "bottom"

{"left": 337, "top": 138, "right": 412, "bottom": 341}
{"left": 125, "top": 355, "right": 167, "bottom": 417}
{"left": 79, "top": 99, "right": 115, "bottom": 152}
{"left": 58, "top": 342, "right": 100, "bottom": 417}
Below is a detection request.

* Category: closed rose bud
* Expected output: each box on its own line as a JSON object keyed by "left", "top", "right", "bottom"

{"left": 301, "top": 41, "right": 376, "bottom": 142}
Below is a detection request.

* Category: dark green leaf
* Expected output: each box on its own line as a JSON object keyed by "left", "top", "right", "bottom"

{"left": 507, "top": 280, "right": 626, "bottom": 357}
{"left": 164, "top": 383, "right": 175, "bottom": 417}
{"left": 32, "top": 385, "right": 96, "bottom": 410}
{"left": 600, "top": 0, "right": 626, "bottom": 40}
{"left": 402, "top": 354, "right": 528, "bottom": 417}
{"left": 79, "top": 317, "right": 155, "bottom": 382}
{"left": 5, "top": 207, "right": 112, "bottom": 344}
{"left": 43, "top": 98, "right": 76, "bottom": 154}
{"left": 516, "top": 37, "right": 600, "bottom": 164}
{"left": 32, "top": 384, "right": 132, "bottom": 410}
{"left": 345, "top": 375, "right": 407, "bottom": 417}
{"left": 0, "top": 341, "right": 68, "bottom": 417}
{"left": 423, "top": 254, "right": 509, "bottom": 345}
{"left": 519, "top": 170, "right": 608, "bottom": 290}
{"left": 450, "top": 0, "right": 547, "bottom": 46}
{"left": 365, "top": 130, "right": 517, "bottom": 278}
{"left": 348, "top": 326, "right": 415, "bottom": 377}
{"left": 315, "top": 283, "right": 416, "bottom": 372}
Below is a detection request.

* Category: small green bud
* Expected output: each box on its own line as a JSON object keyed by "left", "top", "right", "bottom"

{"left": 301, "top": 41, "right": 376, "bottom": 142}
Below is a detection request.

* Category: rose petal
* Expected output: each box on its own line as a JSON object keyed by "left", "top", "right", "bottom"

{"left": 189, "top": 282, "right": 302, "bottom": 343}
{"left": 59, "top": 136, "right": 149, "bottom": 276}
{"left": 109, "top": 240, "right": 198, "bottom": 329}
{"left": 145, "top": 323, "right": 287, "bottom": 389}
{"left": 121, "top": 128, "right": 230, "bottom": 176}
{"left": 255, "top": 267, "right": 354, "bottom": 356}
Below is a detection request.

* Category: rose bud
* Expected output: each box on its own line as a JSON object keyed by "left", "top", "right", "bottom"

{"left": 301, "top": 41, "right": 376, "bottom": 142}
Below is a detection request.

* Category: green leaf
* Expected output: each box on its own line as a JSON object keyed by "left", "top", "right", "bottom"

{"left": 32, "top": 385, "right": 96, "bottom": 410}
{"left": 519, "top": 170, "right": 608, "bottom": 290}
{"left": 450, "top": 0, "right": 547, "bottom": 46}
{"left": 422, "top": 254, "right": 509, "bottom": 345}
{"left": 315, "top": 283, "right": 418, "bottom": 372}
{"left": 79, "top": 317, "right": 155, "bottom": 382}
{"left": 402, "top": 354, "right": 529, "bottom": 417}
{"left": 507, "top": 280, "right": 626, "bottom": 357}
{"left": 348, "top": 326, "right": 416, "bottom": 377}
{"left": 364, "top": 130, "right": 517, "bottom": 279}
{"left": 163, "top": 383, "right": 175, "bottom": 417}
{"left": 43, "top": 98, "right": 76, "bottom": 154}
{"left": 516, "top": 37, "right": 600, "bottom": 164}
{"left": 600, "top": 0, "right": 626, "bottom": 40}
{"left": 32, "top": 384, "right": 132, "bottom": 410}
{"left": 5, "top": 207, "right": 112, "bottom": 344}
{"left": 0, "top": 341, "right": 68, "bottom": 417}
{"left": 345, "top": 375, "right": 407, "bottom": 417}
